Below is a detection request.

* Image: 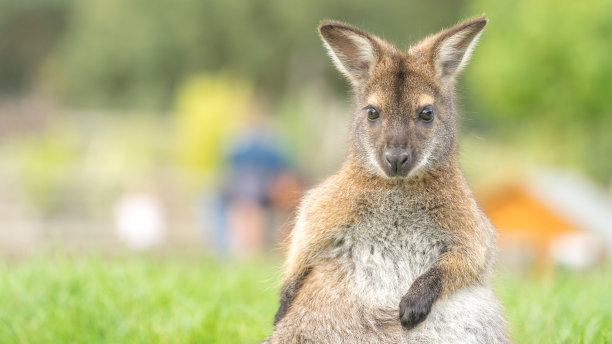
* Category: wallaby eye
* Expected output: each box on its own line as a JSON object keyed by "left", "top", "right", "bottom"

{"left": 419, "top": 106, "right": 434, "bottom": 122}
{"left": 364, "top": 106, "right": 380, "bottom": 121}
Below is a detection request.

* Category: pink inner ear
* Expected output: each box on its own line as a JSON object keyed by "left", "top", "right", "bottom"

{"left": 433, "top": 20, "right": 486, "bottom": 77}
{"left": 331, "top": 33, "right": 359, "bottom": 57}
{"left": 322, "top": 27, "right": 376, "bottom": 78}
{"left": 339, "top": 39, "right": 369, "bottom": 71}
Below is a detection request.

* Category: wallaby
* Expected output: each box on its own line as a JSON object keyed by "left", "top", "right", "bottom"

{"left": 262, "top": 16, "right": 510, "bottom": 343}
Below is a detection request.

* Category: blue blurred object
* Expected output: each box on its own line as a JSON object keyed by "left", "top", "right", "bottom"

{"left": 222, "top": 129, "right": 288, "bottom": 206}
{"left": 203, "top": 126, "right": 293, "bottom": 255}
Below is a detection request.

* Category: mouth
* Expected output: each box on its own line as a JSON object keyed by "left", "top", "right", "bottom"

{"left": 383, "top": 167, "right": 412, "bottom": 178}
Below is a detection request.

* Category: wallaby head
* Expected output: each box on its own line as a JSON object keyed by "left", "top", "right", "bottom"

{"left": 319, "top": 16, "right": 487, "bottom": 178}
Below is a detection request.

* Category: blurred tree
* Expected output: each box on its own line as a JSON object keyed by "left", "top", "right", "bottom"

{"left": 463, "top": 0, "right": 612, "bottom": 182}
{"left": 3, "top": 0, "right": 610, "bottom": 181}
{"left": 36, "top": 0, "right": 463, "bottom": 109}
{"left": 0, "top": 0, "right": 71, "bottom": 94}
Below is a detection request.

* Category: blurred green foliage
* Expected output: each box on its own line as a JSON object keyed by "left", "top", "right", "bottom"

{"left": 1, "top": 0, "right": 463, "bottom": 109}
{"left": 6, "top": 115, "right": 170, "bottom": 216}
{"left": 15, "top": 124, "right": 79, "bottom": 215}
{"left": 1, "top": 0, "right": 611, "bottom": 183}
{"left": 0, "top": 0, "right": 70, "bottom": 94}
{"left": 463, "top": 0, "right": 612, "bottom": 182}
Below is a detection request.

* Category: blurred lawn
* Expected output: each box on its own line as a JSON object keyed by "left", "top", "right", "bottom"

{"left": 0, "top": 256, "right": 610, "bottom": 344}
{"left": 0, "top": 256, "right": 280, "bottom": 344}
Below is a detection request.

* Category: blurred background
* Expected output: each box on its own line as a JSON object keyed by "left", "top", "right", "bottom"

{"left": 0, "top": 0, "right": 611, "bottom": 342}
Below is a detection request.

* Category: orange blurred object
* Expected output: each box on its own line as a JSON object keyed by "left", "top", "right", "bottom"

{"left": 477, "top": 169, "right": 612, "bottom": 270}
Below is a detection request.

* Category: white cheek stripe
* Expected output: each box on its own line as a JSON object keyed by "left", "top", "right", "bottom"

{"left": 410, "top": 136, "right": 437, "bottom": 176}
{"left": 367, "top": 147, "right": 387, "bottom": 177}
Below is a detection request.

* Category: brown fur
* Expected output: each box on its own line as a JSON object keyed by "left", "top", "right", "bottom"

{"left": 263, "top": 16, "right": 509, "bottom": 343}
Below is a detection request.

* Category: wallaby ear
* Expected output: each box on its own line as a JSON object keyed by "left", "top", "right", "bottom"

{"left": 319, "top": 20, "right": 383, "bottom": 86}
{"left": 428, "top": 16, "right": 487, "bottom": 81}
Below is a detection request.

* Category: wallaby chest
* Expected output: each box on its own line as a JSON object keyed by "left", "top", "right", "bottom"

{"left": 324, "top": 188, "right": 447, "bottom": 306}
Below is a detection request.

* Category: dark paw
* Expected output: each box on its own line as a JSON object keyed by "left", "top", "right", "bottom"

{"left": 399, "top": 293, "right": 434, "bottom": 329}
{"left": 399, "top": 268, "right": 443, "bottom": 329}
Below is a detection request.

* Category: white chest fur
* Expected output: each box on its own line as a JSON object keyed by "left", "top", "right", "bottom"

{"left": 325, "top": 191, "right": 447, "bottom": 307}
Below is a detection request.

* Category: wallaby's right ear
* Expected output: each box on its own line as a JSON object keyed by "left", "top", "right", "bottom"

{"left": 428, "top": 16, "right": 488, "bottom": 82}
{"left": 319, "top": 21, "right": 383, "bottom": 86}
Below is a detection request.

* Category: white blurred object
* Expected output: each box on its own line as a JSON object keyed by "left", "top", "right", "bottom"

{"left": 550, "top": 232, "right": 602, "bottom": 269}
{"left": 114, "top": 192, "right": 166, "bottom": 250}
{"left": 529, "top": 168, "right": 612, "bottom": 256}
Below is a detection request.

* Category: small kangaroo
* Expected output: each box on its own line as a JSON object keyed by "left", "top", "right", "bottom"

{"left": 262, "top": 16, "right": 510, "bottom": 343}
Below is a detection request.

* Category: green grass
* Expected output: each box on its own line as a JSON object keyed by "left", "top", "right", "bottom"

{"left": 0, "top": 255, "right": 281, "bottom": 344}
{"left": 495, "top": 267, "right": 612, "bottom": 343}
{"left": 0, "top": 256, "right": 610, "bottom": 343}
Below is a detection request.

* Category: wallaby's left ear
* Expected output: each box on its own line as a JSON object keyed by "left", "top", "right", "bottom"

{"left": 429, "top": 16, "right": 487, "bottom": 81}
{"left": 319, "top": 20, "right": 384, "bottom": 86}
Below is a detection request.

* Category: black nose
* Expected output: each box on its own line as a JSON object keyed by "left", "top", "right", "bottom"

{"left": 384, "top": 149, "right": 410, "bottom": 174}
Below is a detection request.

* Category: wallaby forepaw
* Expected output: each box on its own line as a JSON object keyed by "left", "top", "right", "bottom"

{"left": 399, "top": 292, "right": 433, "bottom": 329}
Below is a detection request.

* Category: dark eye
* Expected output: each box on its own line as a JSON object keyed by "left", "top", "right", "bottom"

{"left": 365, "top": 106, "right": 380, "bottom": 121}
{"left": 419, "top": 106, "right": 434, "bottom": 122}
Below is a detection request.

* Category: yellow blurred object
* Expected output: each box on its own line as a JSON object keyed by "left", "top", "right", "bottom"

{"left": 174, "top": 73, "right": 253, "bottom": 181}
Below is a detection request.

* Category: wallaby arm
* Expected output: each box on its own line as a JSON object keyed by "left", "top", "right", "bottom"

{"left": 274, "top": 219, "right": 335, "bottom": 325}
{"left": 400, "top": 206, "right": 492, "bottom": 329}
{"left": 432, "top": 243, "right": 489, "bottom": 295}
{"left": 274, "top": 171, "right": 361, "bottom": 325}
{"left": 274, "top": 266, "right": 312, "bottom": 325}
